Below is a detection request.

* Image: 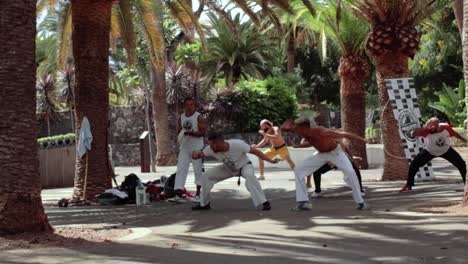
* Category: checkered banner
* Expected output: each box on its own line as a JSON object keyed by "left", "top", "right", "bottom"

{"left": 385, "top": 78, "right": 434, "bottom": 181}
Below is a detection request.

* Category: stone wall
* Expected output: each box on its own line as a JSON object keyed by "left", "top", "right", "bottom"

{"left": 39, "top": 107, "right": 303, "bottom": 166}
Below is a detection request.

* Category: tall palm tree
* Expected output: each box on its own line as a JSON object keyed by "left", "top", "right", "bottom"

{"left": 70, "top": 0, "right": 114, "bottom": 200}
{"left": 352, "top": 0, "right": 438, "bottom": 180}
{"left": 462, "top": 0, "right": 468, "bottom": 205}
{"left": 302, "top": 1, "right": 370, "bottom": 168}
{"left": 41, "top": 0, "right": 205, "bottom": 166}
{"left": 0, "top": 0, "right": 52, "bottom": 234}
{"left": 201, "top": 12, "right": 280, "bottom": 87}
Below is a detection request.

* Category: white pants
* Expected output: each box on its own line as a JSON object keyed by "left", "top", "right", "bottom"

{"left": 174, "top": 146, "right": 203, "bottom": 190}
{"left": 200, "top": 163, "right": 267, "bottom": 207}
{"left": 294, "top": 146, "right": 364, "bottom": 204}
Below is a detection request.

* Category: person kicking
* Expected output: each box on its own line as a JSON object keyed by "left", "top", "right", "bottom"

{"left": 169, "top": 98, "right": 207, "bottom": 203}
{"left": 251, "top": 119, "right": 298, "bottom": 181}
{"left": 311, "top": 142, "right": 365, "bottom": 198}
{"left": 400, "top": 117, "right": 467, "bottom": 192}
{"left": 191, "top": 132, "right": 279, "bottom": 211}
{"left": 281, "top": 118, "right": 368, "bottom": 211}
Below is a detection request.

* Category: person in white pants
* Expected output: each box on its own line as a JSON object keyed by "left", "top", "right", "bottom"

{"left": 191, "top": 132, "right": 279, "bottom": 210}
{"left": 281, "top": 118, "right": 369, "bottom": 211}
{"left": 170, "top": 98, "right": 207, "bottom": 202}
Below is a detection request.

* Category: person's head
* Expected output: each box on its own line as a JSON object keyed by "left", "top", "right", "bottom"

{"left": 425, "top": 117, "right": 440, "bottom": 133}
{"left": 260, "top": 119, "right": 273, "bottom": 132}
{"left": 294, "top": 118, "right": 311, "bottom": 135}
{"left": 207, "top": 131, "right": 227, "bottom": 152}
{"left": 183, "top": 97, "right": 195, "bottom": 115}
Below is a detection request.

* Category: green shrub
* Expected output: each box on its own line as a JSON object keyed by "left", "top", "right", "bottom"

{"left": 236, "top": 76, "right": 298, "bottom": 132}
{"left": 38, "top": 133, "right": 76, "bottom": 149}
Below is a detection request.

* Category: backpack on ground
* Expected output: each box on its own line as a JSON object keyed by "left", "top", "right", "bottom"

{"left": 120, "top": 173, "right": 140, "bottom": 202}
{"left": 162, "top": 173, "right": 176, "bottom": 198}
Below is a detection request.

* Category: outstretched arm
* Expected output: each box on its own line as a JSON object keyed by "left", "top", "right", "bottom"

{"left": 293, "top": 138, "right": 312, "bottom": 148}
{"left": 252, "top": 137, "right": 268, "bottom": 148}
{"left": 249, "top": 148, "right": 279, "bottom": 163}
{"left": 447, "top": 126, "right": 467, "bottom": 142}
{"left": 320, "top": 129, "right": 366, "bottom": 143}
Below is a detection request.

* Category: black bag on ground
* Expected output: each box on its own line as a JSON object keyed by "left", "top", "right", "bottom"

{"left": 120, "top": 173, "right": 140, "bottom": 202}
{"left": 162, "top": 173, "right": 177, "bottom": 198}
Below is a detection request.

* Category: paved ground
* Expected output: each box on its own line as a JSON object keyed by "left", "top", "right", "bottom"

{"left": 2, "top": 158, "right": 468, "bottom": 264}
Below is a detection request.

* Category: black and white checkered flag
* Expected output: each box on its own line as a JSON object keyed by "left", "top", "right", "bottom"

{"left": 385, "top": 78, "right": 434, "bottom": 181}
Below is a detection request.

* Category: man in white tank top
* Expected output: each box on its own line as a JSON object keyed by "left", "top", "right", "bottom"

{"left": 170, "top": 98, "right": 207, "bottom": 202}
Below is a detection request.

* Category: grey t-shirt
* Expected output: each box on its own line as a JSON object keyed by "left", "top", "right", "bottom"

{"left": 203, "top": 139, "right": 251, "bottom": 172}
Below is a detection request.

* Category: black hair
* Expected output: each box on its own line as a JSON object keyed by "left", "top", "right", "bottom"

{"left": 183, "top": 97, "right": 195, "bottom": 104}
{"left": 207, "top": 131, "right": 223, "bottom": 141}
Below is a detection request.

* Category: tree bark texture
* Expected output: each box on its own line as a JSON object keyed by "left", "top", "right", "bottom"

{"left": 0, "top": 0, "right": 52, "bottom": 234}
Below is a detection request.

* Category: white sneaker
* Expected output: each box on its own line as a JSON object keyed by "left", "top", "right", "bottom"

{"left": 257, "top": 175, "right": 265, "bottom": 181}
{"left": 291, "top": 202, "right": 313, "bottom": 211}
{"left": 310, "top": 191, "right": 322, "bottom": 198}
{"left": 168, "top": 195, "right": 187, "bottom": 203}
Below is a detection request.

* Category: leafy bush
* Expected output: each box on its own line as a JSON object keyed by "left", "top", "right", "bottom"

{"left": 236, "top": 77, "right": 298, "bottom": 132}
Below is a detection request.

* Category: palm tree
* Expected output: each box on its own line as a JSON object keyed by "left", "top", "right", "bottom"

{"left": 352, "top": 0, "right": 438, "bottom": 180}
{"left": 0, "top": 0, "right": 52, "bottom": 234}
{"left": 70, "top": 0, "right": 114, "bottom": 200}
{"left": 305, "top": 1, "right": 370, "bottom": 168}
{"left": 41, "top": 0, "right": 205, "bottom": 166}
{"left": 462, "top": 0, "right": 468, "bottom": 205}
{"left": 201, "top": 12, "right": 280, "bottom": 87}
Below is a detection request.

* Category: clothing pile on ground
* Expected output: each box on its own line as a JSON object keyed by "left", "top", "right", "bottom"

{"left": 96, "top": 173, "right": 193, "bottom": 205}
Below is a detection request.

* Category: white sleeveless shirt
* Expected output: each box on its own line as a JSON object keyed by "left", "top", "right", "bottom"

{"left": 180, "top": 111, "right": 204, "bottom": 149}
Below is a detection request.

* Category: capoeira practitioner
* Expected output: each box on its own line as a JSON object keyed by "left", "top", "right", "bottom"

{"left": 170, "top": 98, "right": 207, "bottom": 202}
{"left": 400, "top": 117, "right": 467, "bottom": 192}
{"left": 281, "top": 118, "right": 368, "bottom": 210}
{"left": 251, "top": 119, "right": 297, "bottom": 181}
{"left": 191, "top": 132, "right": 279, "bottom": 210}
{"left": 311, "top": 141, "right": 365, "bottom": 197}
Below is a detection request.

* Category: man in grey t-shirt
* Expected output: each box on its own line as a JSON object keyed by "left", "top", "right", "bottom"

{"left": 191, "top": 132, "right": 279, "bottom": 210}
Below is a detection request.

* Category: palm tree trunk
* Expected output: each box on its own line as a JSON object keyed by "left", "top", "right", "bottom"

{"left": 462, "top": 0, "right": 468, "bottom": 205}
{"left": 339, "top": 54, "right": 369, "bottom": 169}
{"left": 287, "top": 30, "right": 295, "bottom": 73}
{"left": 0, "top": 0, "right": 52, "bottom": 234}
{"left": 373, "top": 53, "right": 409, "bottom": 180}
{"left": 453, "top": 0, "right": 463, "bottom": 36}
{"left": 71, "top": 0, "right": 113, "bottom": 200}
{"left": 151, "top": 66, "right": 177, "bottom": 165}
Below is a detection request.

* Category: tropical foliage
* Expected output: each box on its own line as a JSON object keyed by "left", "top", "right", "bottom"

{"left": 200, "top": 12, "right": 280, "bottom": 87}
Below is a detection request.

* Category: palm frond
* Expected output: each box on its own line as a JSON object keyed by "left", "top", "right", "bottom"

{"left": 175, "top": 0, "right": 208, "bottom": 51}
{"left": 134, "top": 0, "right": 166, "bottom": 72}
{"left": 232, "top": 0, "right": 261, "bottom": 25}
{"left": 117, "top": 0, "right": 137, "bottom": 65}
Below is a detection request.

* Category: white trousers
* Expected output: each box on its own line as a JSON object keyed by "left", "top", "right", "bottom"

{"left": 294, "top": 146, "right": 364, "bottom": 204}
{"left": 174, "top": 146, "right": 203, "bottom": 190}
{"left": 200, "top": 163, "right": 267, "bottom": 207}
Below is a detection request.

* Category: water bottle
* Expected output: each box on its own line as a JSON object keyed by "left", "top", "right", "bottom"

{"left": 135, "top": 181, "right": 148, "bottom": 205}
